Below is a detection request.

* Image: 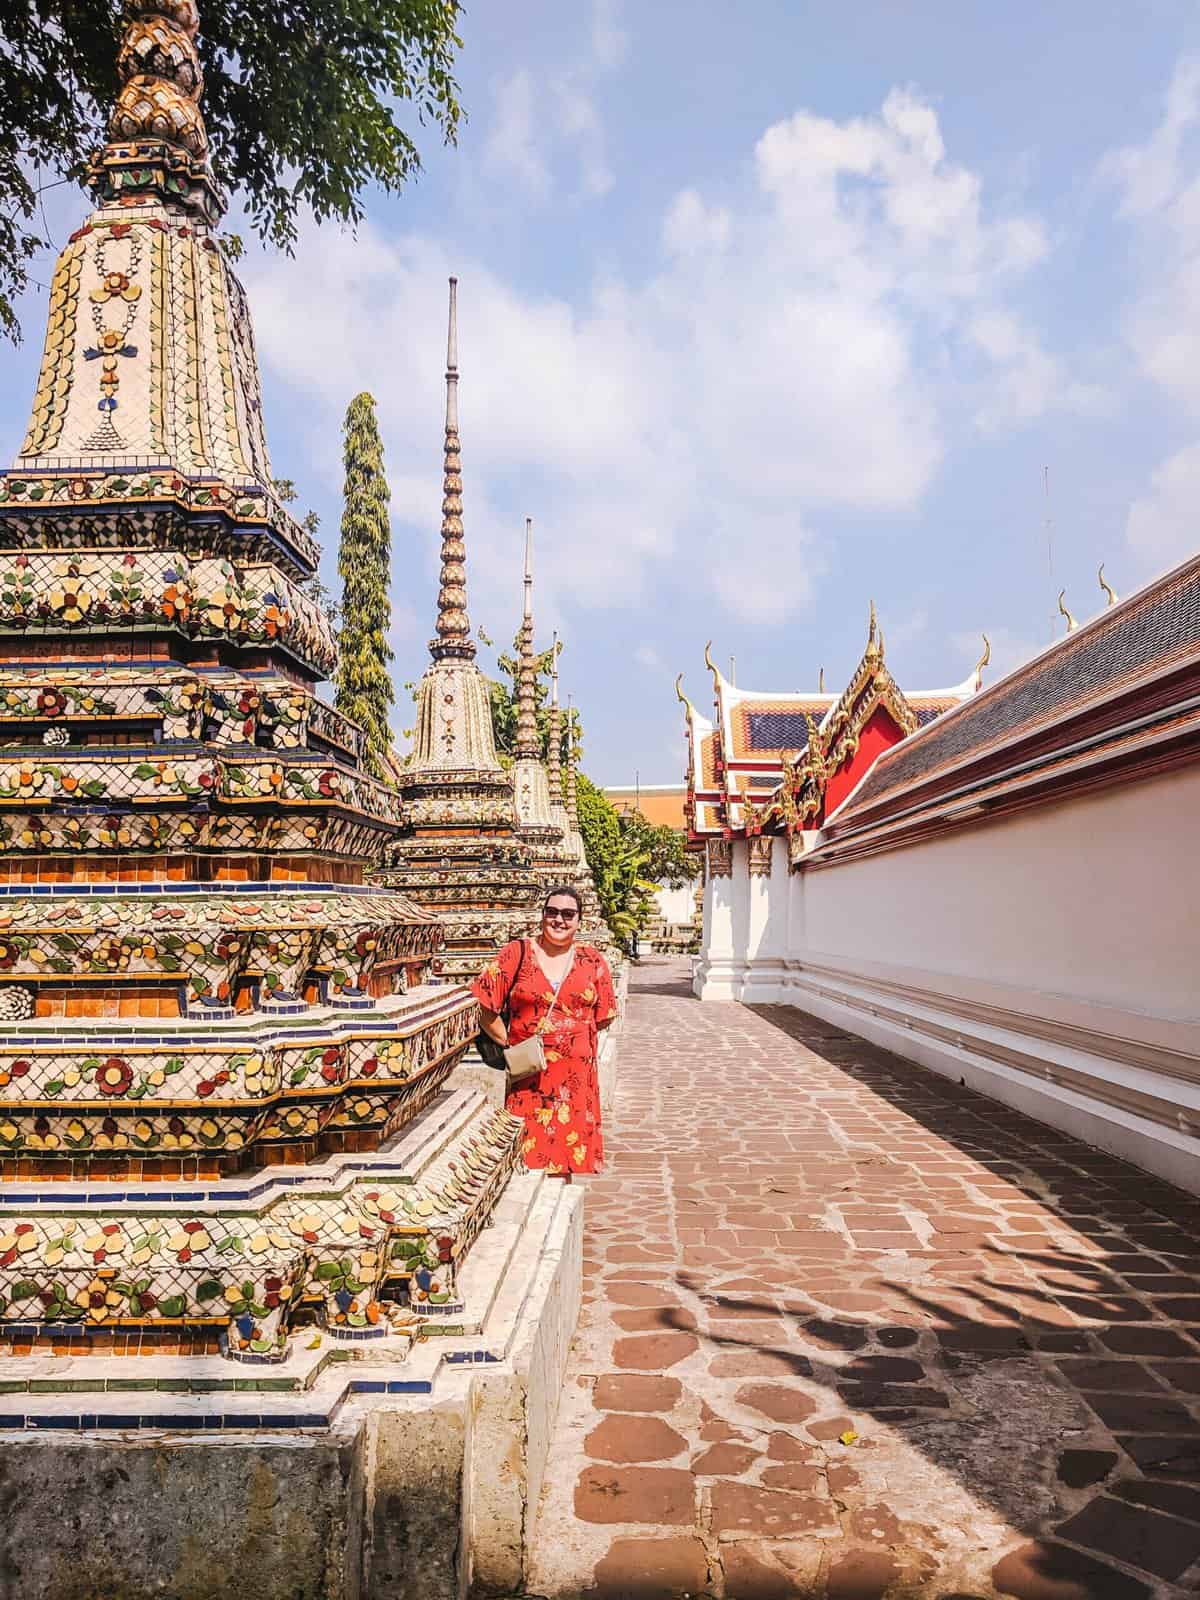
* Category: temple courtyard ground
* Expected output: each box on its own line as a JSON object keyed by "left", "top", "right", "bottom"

{"left": 525, "top": 958, "right": 1200, "bottom": 1600}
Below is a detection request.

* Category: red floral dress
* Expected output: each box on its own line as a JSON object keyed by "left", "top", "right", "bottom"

{"left": 472, "top": 940, "right": 617, "bottom": 1174}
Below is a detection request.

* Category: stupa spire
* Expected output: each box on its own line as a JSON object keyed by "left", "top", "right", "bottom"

{"left": 565, "top": 694, "right": 580, "bottom": 831}
{"left": 89, "top": 0, "right": 224, "bottom": 224}
{"left": 547, "top": 630, "right": 563, "bottom": 804}
{"left": 514, "top": 517, "right": 539, "bottom": 759}
{"left": 430, "top": 276, "right": 475, "bottom": 661}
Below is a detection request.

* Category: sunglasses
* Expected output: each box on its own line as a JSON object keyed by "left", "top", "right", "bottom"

{"left": 543, "top": 907, "right": 579, "bottom": 922}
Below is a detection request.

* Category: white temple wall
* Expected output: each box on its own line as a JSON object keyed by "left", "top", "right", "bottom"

{"left": 798, "top": 768, "right": 1197, "bottom": 1018}
{"left": 655, "top": 881, "right": 697, "bottom": 925}
{"left": 740, "top": 838, "right": 792, "bottom": 1005}
{"left": 698, "top": 765, "right": 1200, "bottom": 1194}
{"left": 694, "top": 842, "right": 750, "bottom": 999}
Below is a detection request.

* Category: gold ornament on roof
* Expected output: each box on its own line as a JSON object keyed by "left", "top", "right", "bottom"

{"left": 1098, "top": 564, "right": 1119, "bottom": 608}
{"left": 703, "top": 639, "right": 720, "bottom": 694}
{"left": 864, "top": 599, "right": 881, "bottom": 661}
{"left": 818, "top": 666, "right": 825, "bottom": 693}
{"left": 1057, "top": 590, "right": 1078, "bottom": 634}
{"left": 974, "top": 633, "right": 991, "bottom": 688}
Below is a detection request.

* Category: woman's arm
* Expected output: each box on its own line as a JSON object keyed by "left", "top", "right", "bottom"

{"left": 478, "top": 1006, "right": 509, "bottom": 1047}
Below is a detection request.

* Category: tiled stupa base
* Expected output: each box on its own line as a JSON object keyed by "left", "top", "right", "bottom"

{"left": 0, "top": 1169, "right": 584, "bottom": 1600}
{"left": 0, "top": 1086, "right": 520, "bottom": 1360}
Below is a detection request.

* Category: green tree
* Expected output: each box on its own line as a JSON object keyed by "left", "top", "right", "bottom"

{"left": 576, "top": 775, "right": 661, "bottom": 949}
{"left": 0, "top": 0, "right": 463, "bottom": 339}
{"left": 488, "top": 632, "right": 557, "bottom": 762}
{"left": 334, "top": 393, "right": 393, "bottom": 776}
{"left": 615, "top": 808, "right": 700, "bottom": 889}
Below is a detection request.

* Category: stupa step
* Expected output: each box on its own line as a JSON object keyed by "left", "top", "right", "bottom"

{"left": 0, "top": 1088, "right": 519, "bottom": 1359}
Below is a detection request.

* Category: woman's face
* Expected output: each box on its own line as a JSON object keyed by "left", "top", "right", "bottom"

{"left": 541, "top": 896, "right": 580, "bottom": 948}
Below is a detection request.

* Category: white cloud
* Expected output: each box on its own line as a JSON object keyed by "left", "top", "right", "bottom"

{"left": 1103, "top": 58, "right": 1200, "bottom": 219}
{"left": 883, "top": 607, "right": 929, "bottom": 649}
{"left": 590, "top": 0, "right": 628, "bottom": 70}
{"left": 483, "top": 70, "right": 550, "bottom": 198}
{"left": 1103, "top": 57, "right": 1200, "bottom": 574}
{"left": 1126, "top": 441, "right": 1200, "bottom": 571}
{"left": 481, "top": 0, "right": 623, "bottom": 204}
{"left": 552, "top": 74, "right": 615, "bottom": 198}
{"left": 246, "top": 86, "right": 1071, "bottom": 630}
{"left": 967, "top": 310, "right": 1107, "bottom": 431}
{"left": 662, "top": 190, "right": 731, "bottom": 255}
{"left": 634, "top": 643, "right": 662, "bottom": 668}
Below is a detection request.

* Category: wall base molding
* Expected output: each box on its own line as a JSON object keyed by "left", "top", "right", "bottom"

{"left": 744, "top": 955, "right": 1200, "bottom": 1197}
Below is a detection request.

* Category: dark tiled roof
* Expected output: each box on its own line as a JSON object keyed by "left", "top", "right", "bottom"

{"left": 913, "top": 700, "right": 958, "bottom": 726}
{"left": 842, "top": 556, "right": 1200, "bottom": 816}
{"left": 745, "top": 710, "right": 814, "bottom": 753}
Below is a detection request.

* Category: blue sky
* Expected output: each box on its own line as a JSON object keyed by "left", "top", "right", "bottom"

{"left": 5, "top": 1, "right": 1200, "bottom": 781}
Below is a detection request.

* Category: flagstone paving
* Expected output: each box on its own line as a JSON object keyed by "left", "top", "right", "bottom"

{"left": 526, "top": 958, "right": 1200, "bottom": 1600}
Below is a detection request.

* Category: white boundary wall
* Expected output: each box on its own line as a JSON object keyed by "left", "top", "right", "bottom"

{"left": 694, "top": 765, "right": 1200, "bottom": 1195}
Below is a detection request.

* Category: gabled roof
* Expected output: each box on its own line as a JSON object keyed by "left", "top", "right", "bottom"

{"left": 824, "top": 553, "right": 1200, "bottom": 844}
{"left": 679, "top": 614, "right": 988, "bottom": 842}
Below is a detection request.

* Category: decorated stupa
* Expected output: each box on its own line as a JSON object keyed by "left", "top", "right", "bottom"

{"left": 0, "top": 0, "right": 522, "bottom": 1359}
{"left": 382, "top": 285, "right": 553, "bottom": 977}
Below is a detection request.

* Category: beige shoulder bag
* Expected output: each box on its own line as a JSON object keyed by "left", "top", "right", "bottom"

{"left": 504, "top": 942, "right": 576, "bottom": 1084}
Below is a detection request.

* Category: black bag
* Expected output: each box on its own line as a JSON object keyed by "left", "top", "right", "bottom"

{"left": 475, "top": 942, "right": 524, "bottom": 1069}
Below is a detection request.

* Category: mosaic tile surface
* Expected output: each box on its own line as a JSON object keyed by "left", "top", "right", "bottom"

{"left": 0, "top": 0, "right": 522, "bottom": 1364}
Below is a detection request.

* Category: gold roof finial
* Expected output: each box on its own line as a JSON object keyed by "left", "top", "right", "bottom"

{"left": 1098, "top": 564, "right": 1119, "bottom": 608}
{"left": 675, "top": 673, "right": 693, "bottom": 716}
{"left": 703, "top": 640, "right": 721, "bottom": 694}
{"left": 865, "top": 600, "right": 881, "bottom": 660}
{"left": 818, "top": 666, "right": 825, "bottom": 693}
{"left": 974, "top": 633, "right": 991, "bottom": 689}
{"left": 1057, "top": 589, "right": 1078, "bottom": 634}
{"left": 430, "top": 277, "right": 476, "bottom": 661}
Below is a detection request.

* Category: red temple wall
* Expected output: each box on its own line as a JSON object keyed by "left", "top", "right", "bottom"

{"left": 824, "top": 704, "right": 906, "bottom": 817}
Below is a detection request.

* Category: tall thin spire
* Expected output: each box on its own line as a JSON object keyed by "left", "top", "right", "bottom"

{"left": 565, "top": 694, "right": 580, "bottom": 831}
{"left": 547, "top": 631, "right": 563, "bottom": 804}
{"left": 430, "top": 277, "right": 475, "bottom": 661}
{"left": 89, "top": 0, "right": 224, "bottom": 224}
{"left": 514, "top": 517, "right": 539, "bottom": 759}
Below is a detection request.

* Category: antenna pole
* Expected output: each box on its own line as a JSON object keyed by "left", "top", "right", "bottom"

{"left": 1044, "top": 464, "right": 1055, "bottom": 643}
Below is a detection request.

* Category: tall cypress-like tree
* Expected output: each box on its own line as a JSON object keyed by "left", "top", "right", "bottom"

{"left": 334, "top": 393, "right": 394, "bottom": 775}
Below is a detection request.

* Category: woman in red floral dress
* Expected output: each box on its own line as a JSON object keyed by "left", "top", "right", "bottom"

{"left": 473, "top": 886, "right": 617, "bottom": 1176}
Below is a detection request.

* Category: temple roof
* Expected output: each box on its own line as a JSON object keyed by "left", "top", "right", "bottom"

{"left": 826, "top": 553, "right": 1200, "bottom": 838}
{"left": 682, "top": 613, "right": 986, "bottom": 839}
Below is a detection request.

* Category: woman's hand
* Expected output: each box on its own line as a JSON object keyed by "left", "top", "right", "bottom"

{"left": 478, "top": 1007, "right": 509, "bottom": 1048}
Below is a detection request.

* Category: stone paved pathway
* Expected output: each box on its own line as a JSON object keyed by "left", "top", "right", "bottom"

{"left": 526, "top": 958, "right": 1200, "bottom": 1600}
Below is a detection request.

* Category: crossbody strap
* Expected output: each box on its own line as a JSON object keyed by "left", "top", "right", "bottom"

{"left": 536, "top": 944, "right": 576, "bottom": 1036}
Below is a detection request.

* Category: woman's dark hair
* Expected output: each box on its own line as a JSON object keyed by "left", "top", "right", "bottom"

{"left": 542, "top": 884, "right": 583, "bottom": 917}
